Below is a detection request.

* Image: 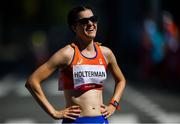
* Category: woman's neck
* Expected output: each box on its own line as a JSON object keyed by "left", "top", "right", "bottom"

{"left": 75, "top": 38, "right": 95, "bottom": 52}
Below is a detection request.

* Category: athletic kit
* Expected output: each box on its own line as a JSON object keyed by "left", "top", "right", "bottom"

{"left": 59, "top": 42, "right": 108, "bottom": 91}
{"left": 59, "top": 42, "right": 109, "bottom": 123}
{"left": 62, "top": 115, "right": 108, "bottom": 124}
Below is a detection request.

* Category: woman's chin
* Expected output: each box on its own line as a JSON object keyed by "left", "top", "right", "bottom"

{"left": 85, "top": 34, "right": 96, "bottom": 39}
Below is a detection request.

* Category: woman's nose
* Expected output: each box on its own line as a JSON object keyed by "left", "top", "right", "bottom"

{"left": 87, "top": 20, "right": 93, "bottom": 25}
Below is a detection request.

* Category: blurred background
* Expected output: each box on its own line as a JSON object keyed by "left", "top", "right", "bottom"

{"left": 0, "top": 0, "right": 180, "bottom": 123}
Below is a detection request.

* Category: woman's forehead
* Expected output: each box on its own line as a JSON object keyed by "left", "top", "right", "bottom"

{"left": 78, "top": 9, "right": 94, "bottom": 19}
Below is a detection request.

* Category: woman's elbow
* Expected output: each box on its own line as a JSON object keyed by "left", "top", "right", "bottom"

{"left": 25, "top": 76, "right": 36, "bottom": 89}
{"left": 123, "top": 78, "right": 126, "bottom": 84}
{"left": 25, "top": 78, "right": 31, "bottom": 89}
{"left": 119, "top": 77, "right": 126, "bottom": 86}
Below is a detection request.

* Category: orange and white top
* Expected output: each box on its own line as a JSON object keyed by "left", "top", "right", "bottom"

{"left": 58, "top": 42, "right": 108, "bottom": 90}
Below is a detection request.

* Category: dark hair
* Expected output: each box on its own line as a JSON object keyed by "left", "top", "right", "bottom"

{"left": 67, "top": 6, "right": 93, "bottom": 29}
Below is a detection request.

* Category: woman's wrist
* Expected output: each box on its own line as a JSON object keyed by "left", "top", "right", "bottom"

{"left": 51, "top": 109, "right": 62, "bottom": 119}
{"left": 108, "top": 104, "right": 116, "bottom": 111}
{"left": 51, "top": 109, "right": 57, "bottom": 118}
{"left": 109, "top": 98, "right": 120, "bottom": 110}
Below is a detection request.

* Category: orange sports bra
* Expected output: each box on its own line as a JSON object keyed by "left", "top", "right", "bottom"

{"left": 58, "top": 42, "right": 108, "bottom": 90}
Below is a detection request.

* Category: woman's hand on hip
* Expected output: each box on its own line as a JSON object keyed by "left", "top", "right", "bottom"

{"left": 101, "top": 104, "right": 116, "bottom": 118}
{"left": 53, "top": 105, "right": 81, "bottom": 120}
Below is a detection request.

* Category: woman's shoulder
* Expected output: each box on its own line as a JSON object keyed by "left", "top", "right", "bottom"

{"left": 99, "top": 44, "right": 113, "bottom": 55}
{"left": 95, "top": 42, "right": 111, "bottom": 50}
{"left": 55, "top": 44, "right": 74, "bottom": 55}
{"left": 97, "top": 43, "right": 114, "bottom": 64}
{"left": 51, "top": 44, "right": 74, "bottom": 65}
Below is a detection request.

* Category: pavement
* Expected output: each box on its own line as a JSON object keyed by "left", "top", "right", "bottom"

{"left": 0, "top": 73, "right": 180, "bottom": 124}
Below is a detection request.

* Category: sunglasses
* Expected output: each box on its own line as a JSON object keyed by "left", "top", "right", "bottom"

{"left": 76, "top": 15, "right": 98, "bottom": 25}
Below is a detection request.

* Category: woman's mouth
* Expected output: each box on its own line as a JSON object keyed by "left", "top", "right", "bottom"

{"left": 86, "top": 28, "right": 94, "bottom": 31}
{"left": 86, "top": 28, "right": 95, "bottom": 33}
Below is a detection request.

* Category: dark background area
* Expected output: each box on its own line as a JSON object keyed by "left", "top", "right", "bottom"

{"left": 0, "top": 0, "right": 179, "bottom": 92}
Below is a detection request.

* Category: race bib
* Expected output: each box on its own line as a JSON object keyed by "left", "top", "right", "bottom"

{"left": 73, "top": 65, "right": 107, "bottom": 88}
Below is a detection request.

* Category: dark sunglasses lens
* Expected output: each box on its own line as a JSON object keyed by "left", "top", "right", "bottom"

{"left": 77, "top": 16, "right": 98, "bottom": 25}
{"left": 89, "top": 16, "right": 98, "bottom": 23}
{"left": 78, "top": 18, "right": 89, "bottom": 25}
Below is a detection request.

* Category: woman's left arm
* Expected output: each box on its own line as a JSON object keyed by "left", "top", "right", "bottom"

{"left": 108, "top": 49, "right": 126, "bottom": 102}
{"left": 101, "top": 47, "right": 126, "bottom": 118}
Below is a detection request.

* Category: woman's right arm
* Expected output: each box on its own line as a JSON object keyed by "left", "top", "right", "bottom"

{"left": 25, "top": 45, "right": 81, "bottom": 120}
{"left": 25, "top": 61, "right": 59, "bottom": 119}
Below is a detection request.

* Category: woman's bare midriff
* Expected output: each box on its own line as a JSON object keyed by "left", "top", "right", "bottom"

{"left": 64, "top": 89, "right": 103, "bottom": 117}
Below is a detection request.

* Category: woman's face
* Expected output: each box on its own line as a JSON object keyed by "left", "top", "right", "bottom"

{"left": 74, "top": 9, "right": 98, "bottom": 41}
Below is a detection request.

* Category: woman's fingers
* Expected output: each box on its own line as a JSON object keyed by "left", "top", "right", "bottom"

{"left": 69, "top": 109, "right": 81, "bottom": 113}
{"left": 67, "top": 112, "right": 81, "bottom": 117}
{"left": 101, "top": 104, "right": 107, "bottom": 113}
{"left": 101, "top": 104, "right": 106, "bottom": 108}
{"left": 62, "top": 105, "right": 82, "bottom": 120}
{"left": 101, "top": 106, "right": 110, "bottom": 118}
{"left": 101, "top": 104, "right": 116, "bottom": 119}
{"left": 69, "top": 105, "right": 81, "bottom": 114}
{"left": 101, "top": 108, "right": 107, "bottom": 114}
{"left": 105, "top": 113, "right": 111, "bottom": 119}
{"left": 102, "top": 109, "right": 109, "bottom": 115}
{"left": 102, "top": 110, "right": 111, "bottom": 119}
{"left": 70, "top": 105, "right": 81, "bottom": 109}
{"left": 64, "top": 114, "right": 77, "bottom": 120}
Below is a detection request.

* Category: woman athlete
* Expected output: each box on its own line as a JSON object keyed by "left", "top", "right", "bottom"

{"left": 25, "top": 6, "right": 126, "bottom": 124}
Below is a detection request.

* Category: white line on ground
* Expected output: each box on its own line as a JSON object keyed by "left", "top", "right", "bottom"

{"left": 104, "top": 76, "right": 180, "bottom": 123}
{"left": 0, "top": 76, "right": 64, "bottom": 97}
{"left": 4, "top": 118, "right": 36, "bottom": 124}
{"left": 0, "top": 74, "right": 17, "bottom": 97}
{"left": 1, "top": 73, "right": 180, "bottom": 123}
{"left": 108, "top": 114, "right": 139, "bottom": 124}
{"left": 123, "top": 81, "right": 180, "bottom": 123}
